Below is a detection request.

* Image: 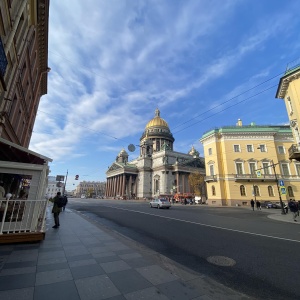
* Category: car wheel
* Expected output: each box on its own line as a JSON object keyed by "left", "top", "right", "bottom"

{"left": 167, "top": 207, "right": 170, "bottom": 209}
{"left": 158, "top": 205, "right": 160, "bottom": 209}
{"left": 150, "top": 204, "right": 152, "bottom": 208}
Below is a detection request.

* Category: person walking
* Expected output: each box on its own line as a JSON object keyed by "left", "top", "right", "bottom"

{"left": 49, "top": 192, "right": 62, "bottom": 228}
{"left": 250, "top": 199, "right": 255, "bottom": 211}
{"left": 256, "top": 200, "right": 261, "bottom": 210}
{"left": 62, "top": 195, "right": 68, "bottom": 211}
{"left": 288, "top": 199, "right": 299, "bottom": 222}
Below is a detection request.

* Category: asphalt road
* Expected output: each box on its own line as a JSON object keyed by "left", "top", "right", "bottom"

{"left": 67, "top": 199, "right": 300, "bottom": 300}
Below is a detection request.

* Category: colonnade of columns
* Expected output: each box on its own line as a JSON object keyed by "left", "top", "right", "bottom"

{"left": 105, "top": 174, "right": 137, "bottom": 198}
{"left": 176, "top": 172, "right": 191, "bottom": 194}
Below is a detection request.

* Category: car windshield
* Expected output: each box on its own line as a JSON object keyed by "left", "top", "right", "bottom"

{"left": 160, "top": 199, "right": 168, "bottom": 202}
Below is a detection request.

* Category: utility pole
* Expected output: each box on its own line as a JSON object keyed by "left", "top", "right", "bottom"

{"left": 63, "top": 170, "right": 68, "bottom": 195}
{"left": 256, "top": 160, "right": 285, "bottom": 215}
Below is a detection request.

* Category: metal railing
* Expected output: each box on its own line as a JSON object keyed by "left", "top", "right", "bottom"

{"left": 0, "top": 199, "right": 47, "bottom": 234}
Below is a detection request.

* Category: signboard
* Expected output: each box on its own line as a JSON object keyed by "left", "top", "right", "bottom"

{"left": 278, "top": 180, "right": 285, "bottom": 186}
{"left": 56, "top": 175, "right": 65, "bottom": 182}
{"left": 280, "top": 186, "right": 286, "bottom": 195}
{"left": 256, "top": 170, "right": 261, "bottom": 177}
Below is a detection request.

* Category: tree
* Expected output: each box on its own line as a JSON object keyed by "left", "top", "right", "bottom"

{"left": 189, "top": 172, "right": 204, "bottom": 196}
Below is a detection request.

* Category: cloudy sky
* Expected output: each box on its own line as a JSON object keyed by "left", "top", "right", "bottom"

{"left": 30, "top": 0, "right": 300, "bottom": 190}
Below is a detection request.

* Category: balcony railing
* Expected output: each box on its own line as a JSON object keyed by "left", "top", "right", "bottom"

{"left": 288, "top": 144, "right": 300, "bottom": 161}
{"left": 0, "top": 199, "right": 47, "bottom": 235}
{"left": 204, "top": 175, "right": 218, "bottom": 182}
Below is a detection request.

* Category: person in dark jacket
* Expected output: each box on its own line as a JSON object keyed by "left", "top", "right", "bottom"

{"left": 250, "top": 199, "right": 255, "bottom": 211}
{"left": 288, "top": 199, "right": 299, "bottom": 222}
{"left": 49, "top": 192, "right": 62, "bottom": 228}
{"left": 256, "top": 200, "right": 261, "bottom": 210}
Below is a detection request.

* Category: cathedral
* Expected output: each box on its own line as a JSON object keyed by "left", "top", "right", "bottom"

{"left": 105, "top": 109, "right": 205, "bottom": 199}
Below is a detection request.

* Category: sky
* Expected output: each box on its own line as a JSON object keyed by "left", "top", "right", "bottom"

{"left": 29, "top": 0, "right": 300, "bottom": 191}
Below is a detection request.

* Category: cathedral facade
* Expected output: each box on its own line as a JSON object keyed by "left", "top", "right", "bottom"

{"left": 105, "top": 109, "right": 205, "bottom": 199}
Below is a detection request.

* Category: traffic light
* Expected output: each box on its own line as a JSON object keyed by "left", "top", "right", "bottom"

{"left": 75, "top": 175, "right": 79, "bottom": 180}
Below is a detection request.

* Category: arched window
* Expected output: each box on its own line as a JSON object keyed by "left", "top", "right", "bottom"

{"left": 253, "top": 185, "right": 260, "bottom": 196}
{"left": 240, "top": 185, "right": 246, "bottom": 196}
{"left": 268, "top": 186, "right": 274, "bottom": 197}
{"left": 212, "top": 185, "right": 216, "bottom": 196}
{"left": 288, "top": 186, "right": 294, "bottom": 197}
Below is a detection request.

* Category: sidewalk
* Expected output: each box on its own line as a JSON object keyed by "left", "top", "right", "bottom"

{"left": 0, "top": 207, "right": 251, "bottom": 300}
{"left": 265, "top": 208, "right": 300, "bottom": 224}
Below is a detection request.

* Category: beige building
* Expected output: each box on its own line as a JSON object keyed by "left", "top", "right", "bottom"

{"left": 200, "top": 120, "right": 300, "bottom": 206}
{"left": 276, "top": 61, "right": 300, "bottom": 161}
{"left": 75, "top": 181, "right": 106, "bottom": 198}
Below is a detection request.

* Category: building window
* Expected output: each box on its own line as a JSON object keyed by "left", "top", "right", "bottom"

{"left": 249, "top": 162, "right": 256, "bottom": 175}
{"left": 281, "top": 163, "right": 290, "bottom": 176}
{"left": 240, "top": 185, "right": 246, "bottom": 196}
{"left": 234, "top": 145, "right": 240, "bottom": 152}
{"left": 253, "top": 185, "right": 260, "bottom": 196}
{"left": 235, "top": 162, "right": 244, "bottom": 175}
{"left": 277, "top": 146, "right": 285, "bottom": 154}
{"left": 259, "top": 144, "right": 266, "bottom": 152}
{"left": 247, "top": 145, "right": 253, "bottom": 152}
{"left": 288, "top": 186, "right": 294, "bottom": 197}
{"left": 209, "top": 165, "right": 214, "bottom": 176}
{"left": 268, "top": 186, "right": 274, "bottom": 197}
{"left": 212, "top": 185, "right": 216, "bottom": 196}
{"left": 208, "top": 148, "right": 212, "bottom": 155}
{"left": 262, "top": 162, "right": 270, "bottom": 175}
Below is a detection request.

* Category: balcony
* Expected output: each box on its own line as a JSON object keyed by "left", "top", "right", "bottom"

{"left": 288, "top": 144, "right": 300, "bottom": 161}
{"left": 235, "top": 174, "right": 276, "bottom": 182}
{"left": 204, "top": 175, "right": 218, "bottom": 182}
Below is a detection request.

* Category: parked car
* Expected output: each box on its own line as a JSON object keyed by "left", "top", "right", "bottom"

{"left": 149, "top": 198, "right": 171, "bottom": 209}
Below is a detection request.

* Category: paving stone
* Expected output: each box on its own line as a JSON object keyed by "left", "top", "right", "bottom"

{"left": 118, "top": 252, "right": 142, "bottom": 260}
{"left": 70, "top": 263, "right": 105, "bottom": 279}
{"left": 125, "top": 257, "right": 154, "bottom": 268}
{"left": 108, "top": 269, "right": 153, "bottom": 294}
{"left": 0, "top": 273, "right": 36, "bottom": 291}
{"left": 66, "top": 254, "right": 94, "bottom": 262}
{"left": 95, "top": 255, "right": 120, "bottom": 263}
{"left": 35, "top": 268, "right": 73, "bottom": 286}
{"left": 37, "top": 262, "right": 69, "bottom": 272}
{"left": 75, "top": 275, "right": 121, "bottom": 300}
{"left": 68, "top": 258, "right": 97, "bottom": 268}
{"left": 125, "top": 286, "right": 170, "bottom": 300}
{"left": 2, "top": 260, "right": 37, "bottom": 269}
{"left": 100, "top": 260, "right": 131, "bottom": 273}
{"left": 34, "top": 280, "right": 80, "bottom": 300}
{"left": 136, "top": 265, "right": 177, "bottom": 285}
{"left": 0, "top": 287, "right": 34, "bottom": 300}
{"left": 0, "top": 266, "right": 36, "bottom": 276}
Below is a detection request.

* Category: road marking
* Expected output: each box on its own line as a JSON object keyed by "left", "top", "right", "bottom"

{"left": 99, "top": 205, "right": 300, "bottom": 243}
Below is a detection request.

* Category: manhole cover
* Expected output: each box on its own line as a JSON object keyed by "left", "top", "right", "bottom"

{"left": 207, "top": 256, "right": 236, "bottom": 267}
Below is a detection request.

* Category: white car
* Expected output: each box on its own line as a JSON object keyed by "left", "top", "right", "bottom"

{"left": 150, "top": 198, "right": 171, "bottom": 209}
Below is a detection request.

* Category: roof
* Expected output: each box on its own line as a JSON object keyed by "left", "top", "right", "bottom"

{"left": 201, "top": 125, "right": 291, "bottom": 140}
{"left": 145, "top": 108, "right": 169, "bottom": 129}
{"left": 0, "top": 137, "right": 52, "bottom": 165}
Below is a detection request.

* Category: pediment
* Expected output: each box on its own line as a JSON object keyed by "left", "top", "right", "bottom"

{"left": 107, "top": 163, "right": 123, "bottom": 173}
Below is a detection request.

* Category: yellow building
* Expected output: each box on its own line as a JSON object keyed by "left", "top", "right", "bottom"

{"left": 276, "top": 62, "right": 300, "bottom": 161}
{"left": 200, "top": 120, "right": 300, "bottom": 206}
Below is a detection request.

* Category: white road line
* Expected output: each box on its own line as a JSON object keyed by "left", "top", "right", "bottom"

{"left": 101, "top": 205, "right": 300, "bottom": 244}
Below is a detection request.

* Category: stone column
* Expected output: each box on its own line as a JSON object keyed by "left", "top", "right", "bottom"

{"left": 112, "top": 176, "right": 116, "bottom": 197}
{"left": 122, "top": 174, "right": 126, "bottom": 197}
{"left": 176, "top": 172, "right": 180, "bottom": 193}
{"left": 134, "top": 176, "right": 137, "bottom": 198}
{"left": 129, "top": 175, "right": 132, "bottom": 198}
{"left": 182, "top": 174, "right": 185, "bottom": 193}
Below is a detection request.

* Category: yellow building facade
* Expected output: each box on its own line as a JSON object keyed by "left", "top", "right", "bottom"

{"left": 276, "top": 63, "right": 300, "bottom": 161}
{"left": 200, "top": 121, "right": 300, "bottom": 206}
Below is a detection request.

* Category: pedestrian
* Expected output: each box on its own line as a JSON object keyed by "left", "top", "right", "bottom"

{"left": 256, "top": 200, "right": 261, "bottom": 210}
{"left": 49, "top": 192, "right": 62, "bottom": 228}
{"left": 288, "top": 199, "right": 299, "bottom": 222}
{"left": 62, "top": 194, "right": 68, "bottom": 211}
{"left": 250, "top": 199, "right": 255, "bottom": 211}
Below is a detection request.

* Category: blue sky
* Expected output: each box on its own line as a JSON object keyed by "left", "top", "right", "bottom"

{"left": 29, "top": 0, "right": 300, "bottom": 191}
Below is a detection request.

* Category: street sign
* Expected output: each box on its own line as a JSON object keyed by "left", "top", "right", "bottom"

{"left": 280, "top": 186, "right": 286, "bottom": 195}
{"left": 256, "top": 170, "right": 261, "bottom": 177}
{"left": 278, "top": 180, "right": 284, "bottom": 186}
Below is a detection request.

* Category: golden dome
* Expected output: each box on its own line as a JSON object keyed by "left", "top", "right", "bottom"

{"left": 145, "top": 108, "right": 169, "bottom": 129}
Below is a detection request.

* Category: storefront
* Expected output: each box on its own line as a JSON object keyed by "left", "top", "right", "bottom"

{"left": 0, "top": 138, "right": 52, "bottom": 243}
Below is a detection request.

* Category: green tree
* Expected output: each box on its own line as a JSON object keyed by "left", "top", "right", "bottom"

{"left": 189, "top": 172, "right": 204, "bottom": 196}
